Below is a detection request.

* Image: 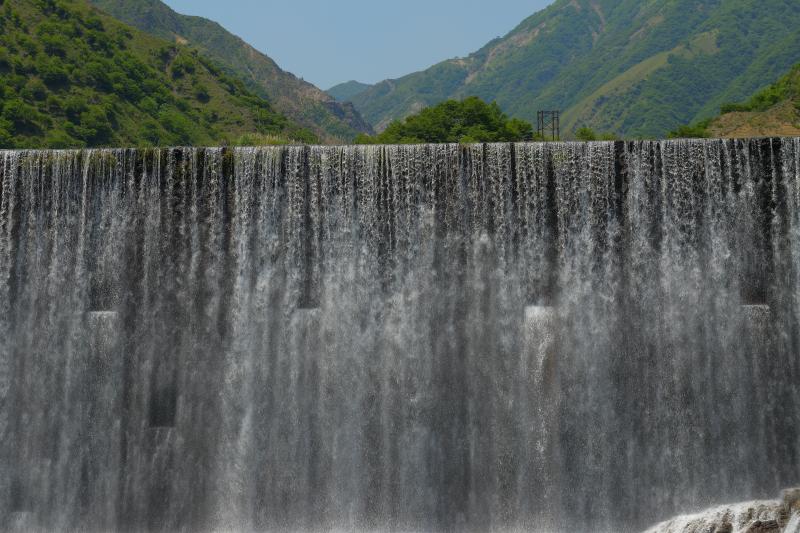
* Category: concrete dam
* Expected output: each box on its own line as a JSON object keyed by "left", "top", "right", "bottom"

{"left": 1, "top": 139, "right": 799, "bottom": 532}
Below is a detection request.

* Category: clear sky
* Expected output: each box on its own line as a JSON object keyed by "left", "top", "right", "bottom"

{"left": 162, "top": 0, "right": 554, "bottom": 90}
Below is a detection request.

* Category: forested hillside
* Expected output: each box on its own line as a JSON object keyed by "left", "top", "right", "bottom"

{"left": 0, "top": 0, "right": 315, "bottom": 149}
{"left": 89, "top": 0, "right": 374, "bottom": 142}
{"left": 327, "top": 81, "right": 372, "bottom": 103}
{"left": 350, "top": 0, "right": 800, "bottom": 138}
{"left": 671, "top": 62, "right": 800, "bottom": 138}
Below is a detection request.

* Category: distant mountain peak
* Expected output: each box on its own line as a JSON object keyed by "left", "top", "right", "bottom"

{"left": 349, "top": 0, "right": 800, "bottom": 138}
{"left": 327, "top": 81, "right": 373, "bottom": 103}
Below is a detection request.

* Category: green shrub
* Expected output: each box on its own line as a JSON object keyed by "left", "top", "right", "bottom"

{"left": 139, "top": 96, "right": 158, "bottom": 115}
{"left": 81, "top": 105, "right": 112, "bottom": 142}
{"left": 171, "top": 54, "right": 195, "bottom": 79}
{"left": 23, "top": 78, "right": 48, "bottom": 101}
{"left": 575, "top": 127, "right": 597, "bottom": 141}
{"left": 63, "top": 94, "right": 88, "bottom": 121}
{"left": 0, "top": 118, "right": 12, "bottom": 148}
{"left": 575, "top": 126, "right": 617, "bottom": 141}
{"left": 357, "top": 96, "right": 534, "bottom": 144}
{"left": 232, "top": 132, "right": 309, "bottom": 146}
{"left": 45, "top": 94, "right": 62, "bottom": 112}
{"left": 154, "top": 45, "right": 174, "bottom": 68}
{"left": 138, "top": 118, "right": 162, "bottom": 146}
{"left": 668, "top": 119, "right": 712, "bottom": 139}
{"left": 505, "top": 118, "right": 534, "bottom": 141}
{"left": 41, "top": 34, "right": 67, "bottom": 57}
{"left": 44, "top": 129, "right": 81, "bottom": 149}
{"left": 36, "top": 57, "right": 70, "bottom": 87}
{"left": 720, "top": 102, "right": 750, "bottom": 114}
{"left": 197, "top": 55, "right": 221, "bottom": 76}
{"left": 284, "top": 126, "right": 317, "bottom": 145}
{"left": 3, "top": 98, "right": 43, "bottom": 133}
{"left": 113, "top": 28, "right": 132, "bottom": 49}
{"left": 18, "top": 36, "right": 39, "bottom": 56}
{"left": 194, "top": 84, "right": 210, "bottom": 103}
{"left": 353, "top": 133, "right": 377, "bottom": 145}
{"left": 83, "top": 60, "right": 111, "bottom": 90}
{"left": 174, "top": 98, "right": 190, "bottom": 112}
{"left": 109, "top": 70, "right": 143, "bottom": 101}
{"left": 0, "top": 47, "right": 10, "bottom": 71}
{"left": 85, "top": 29, "right": 112, "bottom": 53}
{"left": 83, "top": 15, "right": 103, "bottom": 31}
{"left": 158, "top": 107, "right": 194, "bottom": 144}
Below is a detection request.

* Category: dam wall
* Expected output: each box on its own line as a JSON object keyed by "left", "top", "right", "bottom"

{"left": 1, "top": 139, "right": 799, "bottom": 531}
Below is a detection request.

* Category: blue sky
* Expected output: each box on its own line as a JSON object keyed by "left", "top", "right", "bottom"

{"left": 162, "top": 0, "right": 554, "bottom": 90}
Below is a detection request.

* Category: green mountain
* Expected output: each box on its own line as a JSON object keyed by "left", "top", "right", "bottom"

{"left": 671, "top": 62, "right": 800, "bottom": 139}
{"left": 88, "top": 0, "right": 373, "bottom": 142}
{"left": 0, "top": 0, "right": 315, "bottom": 149}
{"left": 350, "top": 0, "right": 800, "bottom": 138}
{"left": 327, "top": 80, "right": 372, "bottom": 103}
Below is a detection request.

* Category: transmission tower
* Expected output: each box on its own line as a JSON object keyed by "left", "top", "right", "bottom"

{"left": 537, "top": 110, "right": 560, "bottom": 141}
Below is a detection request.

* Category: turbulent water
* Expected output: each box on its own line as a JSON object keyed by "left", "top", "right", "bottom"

{"left": 1, "top": 139, "right": 799, "bottom": 532}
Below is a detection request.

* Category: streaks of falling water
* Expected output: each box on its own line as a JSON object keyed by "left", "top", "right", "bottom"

{"left": 0, "top": 139, "right": 799, "bottom": 532}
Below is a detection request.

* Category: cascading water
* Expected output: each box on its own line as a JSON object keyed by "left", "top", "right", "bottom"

{"left": 0, "top": 139, "right": 799, "bottom": 532}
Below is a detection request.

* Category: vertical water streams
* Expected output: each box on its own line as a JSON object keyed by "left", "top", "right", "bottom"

{"left": 0, "top": 139, "right": 798, "bottom": 532}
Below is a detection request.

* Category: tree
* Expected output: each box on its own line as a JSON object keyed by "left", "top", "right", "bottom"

{"left": 355, "top": 96, "right": 533, "bottom": 144}
{"left": 44, "top": 129, "right": 81, "bottom": 149}
{"left": 0, "top": 47, "right": 10, "bottom": 72}
{"left": 575, "top": 127, "right": 598, "bottom": 141}
{"left": 194, "top": 84, "right": 210, "bottom": 103}
{"left": 171, "top": 54, "right": 195, "bottom": 79}
{"left": 3, "top": 98, "right": 42, "bottom": 132}
{"left": 35, "top": 56, "right": 70, "bottom": 88}
{"left": 0, "top": 118, "right": 12, "bottom": 148}
{"left": 668, "top": 119, "right": 711, "bottom": 139}
{"left": 575, "top": 126, "right": 617, "bottom": 141}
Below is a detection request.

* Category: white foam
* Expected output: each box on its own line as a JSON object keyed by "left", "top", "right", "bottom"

{"left": 786, "top": 513, "right": 800, "bottom": 533}
{"left": 644, "top": 500, "right": 781, "bottom": 533}
{"left": 523, "top": 305, "right": 557, "bottom": 382}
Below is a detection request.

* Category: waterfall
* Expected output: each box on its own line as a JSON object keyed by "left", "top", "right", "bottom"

{"left": 0, "top": 139, "right": 799, "bottom": 532}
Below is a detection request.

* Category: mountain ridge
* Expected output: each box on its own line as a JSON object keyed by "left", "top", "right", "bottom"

{"left": 89, "top": 0, "right": 374, "bottom": 142}
{"left": 0, "top": 0, "right": 313, "bottom": 149}
{"left": 350, "top": 0, "right": 800, "bottom": 138}
{"left": 327, "top": 80, "right": 372, "bottom": 103}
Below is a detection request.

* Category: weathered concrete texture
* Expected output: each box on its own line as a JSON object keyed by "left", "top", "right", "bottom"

{"left": 7, "top": 512, "right": 36, "bottom": 533}
{"left": 645, "top": 489, "right": 800, "bottom": 533}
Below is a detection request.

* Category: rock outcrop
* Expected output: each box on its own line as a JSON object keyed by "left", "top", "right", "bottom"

{"left": 645, "top": 489, "right": 800, "bottom": 533}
